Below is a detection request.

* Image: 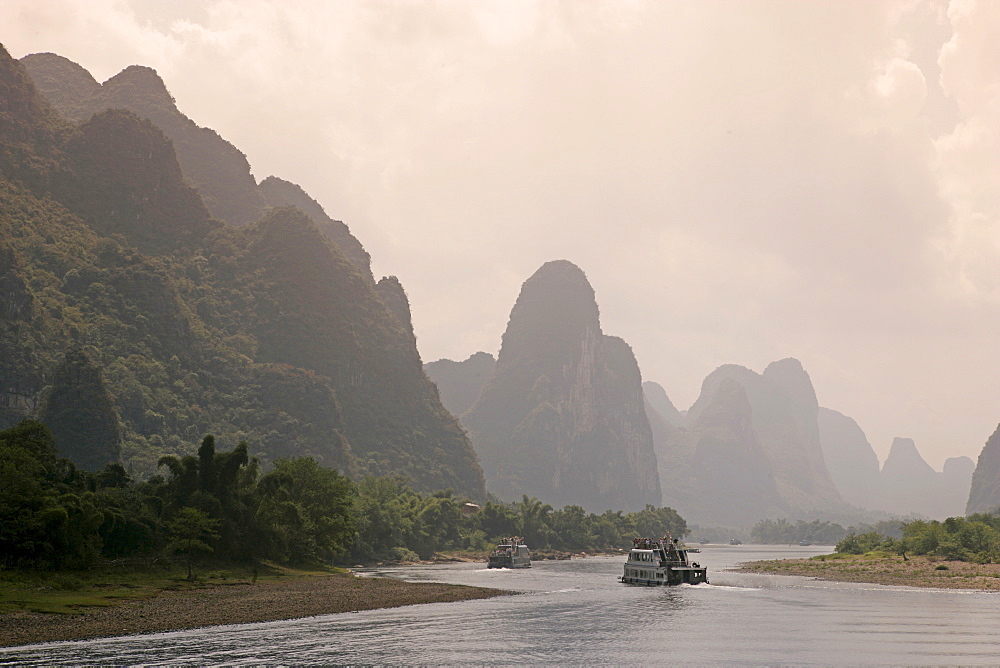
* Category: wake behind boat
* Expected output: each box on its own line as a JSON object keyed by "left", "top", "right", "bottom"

{"left": 621, "top": 535, "right": 708, "bottom": 586}
{"left": 487, "top": 537, "right": 531, "bottom": 569}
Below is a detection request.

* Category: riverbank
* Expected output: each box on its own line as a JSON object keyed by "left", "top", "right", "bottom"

{"left": 737, "top": 552, "right": 1000, "bottom": 590}
{"left": 0, "top": 570, "right": 512, "bottom": 648}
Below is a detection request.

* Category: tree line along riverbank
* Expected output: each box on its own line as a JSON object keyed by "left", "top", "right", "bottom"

{"left": 737, "top": 512, "right": 1000, "bottom": 590}
{"left": 1, "top": 420, "right": 689, "bottom": 574}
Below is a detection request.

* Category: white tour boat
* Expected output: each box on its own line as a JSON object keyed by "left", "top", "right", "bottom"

{"left": 621, "top": 535, "right": 708, "bottom": 586}
{"left": 487, "top": 537, "right": 531, "bottom": 569}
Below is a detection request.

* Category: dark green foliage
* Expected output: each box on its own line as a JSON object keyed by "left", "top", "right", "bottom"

{"left": 835, "top": 531, "right": 894, "bottom": 554}
{"left": 834, "top": 514, "right": 1000, "bottom": 563}
{"left": 0, "top": 48, "right": 485, "bottom": 496}
{"left": 898, "top": 515, "right": 1000, "bottom": 562}
{"left": 243, "top": 206, "right": 483, "bottom": 496}
{"left": 0, "top": 242, "right": 34, "bottom": 320}
{"left": 53, "top": 109, "right": 219, "bottom": 254}
{"left": 38, "top": 348, "right": 122, "bottom": 471}
{"left": 350, "top": 483, "right": 690, "bottom": 562}
{"left": 2, "top": 419, "right": 693, "bottom": 572}
{"left": 0, "top": 420, "right": 155, "bottom": 569}
{"left": 0, "top": 45, "right": 66, "bottom": 193}
{"left": 256, "top": 458, "right": 355, "bottom": 564}
{"left": 236, "top": 364, "right": 351, "bottom": 471}
{"left": 17, "top": 52, "right": 101, "bottom": 121}
{"left": 167, "top": 507, "right": 220, "bottom": 580}
{"left": 259, "top": 175, "right": 370, "bottom": 275}
{"left": 21, "top": 55, "right": 267, "bottom": 227}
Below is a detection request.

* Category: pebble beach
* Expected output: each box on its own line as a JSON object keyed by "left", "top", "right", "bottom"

{"left": 736, "top": 554, "right": 1000, "bottom": 590}
{"left": 0, "top": 573, "right": 512, "bottom": 648}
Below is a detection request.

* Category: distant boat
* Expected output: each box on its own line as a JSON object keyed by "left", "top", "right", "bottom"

{"left": 730, "top": 538, "right": 742, "bottom": 545}
{"left": 487, "top": 537, "right": 531, "bottom": 569}
{"left": 621, "top": 536, "right": 708, "bottom": 586}
{"left": 798, "top": 540, "right": 811, "bottom": 546}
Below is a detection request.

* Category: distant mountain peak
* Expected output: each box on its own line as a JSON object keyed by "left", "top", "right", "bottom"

{"left": 103, "top": 65, "right": 176, "bottom": 107}
{"left": 883, "top": 437, "right": 932, "bottom": 469}
{"left": 462, "top": 260, "right": 660, "bottom": 511}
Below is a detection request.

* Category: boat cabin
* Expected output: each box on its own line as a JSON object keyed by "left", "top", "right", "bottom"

{"left": 487, "top": 537, "right": 531, "bottom": 569}
{"left": 621, "top": 536, "right": 708, "bottom": 586}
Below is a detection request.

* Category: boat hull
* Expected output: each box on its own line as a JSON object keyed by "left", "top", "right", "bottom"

{"left": 487, "top": 558, "right": 531, "bottom": 569}
{"left": 620, "top": 566, "right": 708, "bottom": 586}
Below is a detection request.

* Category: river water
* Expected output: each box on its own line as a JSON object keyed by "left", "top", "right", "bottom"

{"left": 3, "top": 544, "right": 1000, "bottom": 665}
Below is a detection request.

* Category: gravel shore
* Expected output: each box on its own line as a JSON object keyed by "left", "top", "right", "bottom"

{"left": 0, "top": 573, "right": 513, "bottom": 648}
{"left": 736, "top": 554, "right": 1000, "bottom": 590}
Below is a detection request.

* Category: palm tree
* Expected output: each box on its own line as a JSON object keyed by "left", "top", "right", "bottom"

{"left": 518, "top": 495, "right": 552, "bottom": 547}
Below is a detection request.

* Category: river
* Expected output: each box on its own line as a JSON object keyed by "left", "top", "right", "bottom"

{"left": 3, "top": 544, "right": 1000, "bottom": 665}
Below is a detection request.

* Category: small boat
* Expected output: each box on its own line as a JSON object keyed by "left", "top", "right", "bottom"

{"left": 730, "top": 538, "right": 742, "bottom": 545}
{"left": 621, "top": 536, "right": 708, "bottom": 586}
{"left": 798, "top": 540, "right": 811, "bottom": 546}
{"left": 487, "top": 537, "right": 531, "bottom": 569}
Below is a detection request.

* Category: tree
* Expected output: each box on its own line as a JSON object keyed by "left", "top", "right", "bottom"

{"left": 256, "top": 458, "right": 355, "bottom": 564}
{"left": 548, "top": 505, "right": 590, "bottom": 550}
{"left": 631, "top": 505, "right": 688, "bottom": 540}
{"left": 472, "top": 501, "right": 519, "bottom": 542}
{"left": 168, "top": 507, "right": 220, "bottom": 579}
{"left": 37, "top": 348, "right": 122, "bottom": 471}
{"left": 518, "top": 495, "right": 553, "bottom": 548}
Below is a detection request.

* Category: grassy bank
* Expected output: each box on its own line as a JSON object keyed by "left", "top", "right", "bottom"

{"left": 737, "top": 552, "right": 1000, "bottom": 590}
{"left": 0, "top": 563, "right": 513, "bottom": 648}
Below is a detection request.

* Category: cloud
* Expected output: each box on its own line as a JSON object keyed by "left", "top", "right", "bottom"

{"left": 935, "top": 0, "right": 1000, "bottom": 301}
{"left": 3, "top": 0, "right": 1000, "bottom": 469}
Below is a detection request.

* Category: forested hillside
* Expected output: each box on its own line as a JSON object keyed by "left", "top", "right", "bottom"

{"left": 0, "top": 44, "right": 484, "bottom": 498}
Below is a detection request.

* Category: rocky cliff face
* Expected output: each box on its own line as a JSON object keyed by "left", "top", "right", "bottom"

{"left": 642, "top": 381, "right": 683, "bottom": 426}
{"left": 818, "top": 407, "right": 883, "bottom": 509}
{"left": 966, "top": 425, "right": 1000, "bottom": 515}
{"left": 2, "top": 47, "right": 486, "bottom": 496}
{"left": 424, "top": 352, "right": 496, "bottom": 419}
{"left": 22, "top": 55, "right": 268, "bottom": 227}
{"left": 880, "top": 437, "right": 934, "bottom": 518}
{"left": 461, "top": 260, "right": 661, "bottom": 511}
{"left": 684, "top": 378, "right": 785, "bottom": 525}
{"left": 22, "top": 54, "right": 376, "bottom": 281}
{"left": 879, "top": 437, "right": 972, "bottom": 519}
{"left": 941, "top": 456, "right": 975, "bottom": 517}
{"left": 685, "top": 360, "right": 843, "bottom": 514}
{"left": 242, "top": 207, "right": 484, "bottom": 495}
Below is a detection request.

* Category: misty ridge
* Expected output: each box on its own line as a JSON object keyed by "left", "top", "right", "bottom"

{"left": 426, "top": 264, "right": 985, "bottom": 529}
{"left": 1, "top": 42, "right": 999, "bottom": 544}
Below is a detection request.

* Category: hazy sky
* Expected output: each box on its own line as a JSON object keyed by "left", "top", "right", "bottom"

{"left": 3, "top": 0, "right": 999, "bottom": 469}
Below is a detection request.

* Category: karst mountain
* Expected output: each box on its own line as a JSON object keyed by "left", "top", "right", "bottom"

{"left": 0, "top": 45, "right": 484, "bottom": 497}
{"left": 451, "top": 260, "right": 661, "bottom": 511}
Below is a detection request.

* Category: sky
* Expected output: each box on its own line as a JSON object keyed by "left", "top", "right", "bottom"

{"left": 3, "top": 0, "right": 999, "bottom": 470}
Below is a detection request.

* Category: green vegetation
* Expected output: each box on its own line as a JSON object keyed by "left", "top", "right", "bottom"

{"left": 0, "top": 562, "right": 340, "bottom": 616}
{"left": 835, "top": 515, "right": 1000, "bottom": 563}
{"left": 37, "top": 347, "right": 122, "bottom": 471}
{"left": 0, "top": 419, "right": 688, "bottom": 579}
{"left": 0, "top": 44, "right": 485, "bottom": 498}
